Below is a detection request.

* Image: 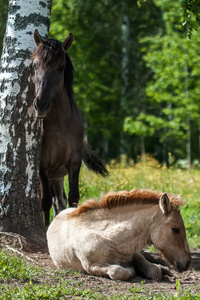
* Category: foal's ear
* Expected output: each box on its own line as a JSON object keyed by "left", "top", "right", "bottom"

{"left": 33, "top": 29, "right": 43, "bottom": 47}
{"left": 159, "top": 193, "right": 172, "bottom": 214}
{"left": 63, "top": 33, "right": 74, "bottom": 51}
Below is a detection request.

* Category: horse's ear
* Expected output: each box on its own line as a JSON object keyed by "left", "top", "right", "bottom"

{"left": 63, "top": 33, "right": 73, "bottom": 51}
{"left": 159, "top": 193, "right": 171, "bottom": 214}
{"left": 33, "top": 29, "right": 43, "bottom": 47}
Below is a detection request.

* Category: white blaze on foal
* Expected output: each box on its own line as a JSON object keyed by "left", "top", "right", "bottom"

{"left": 47, "top": 188, "right": 191, "bottom": 280}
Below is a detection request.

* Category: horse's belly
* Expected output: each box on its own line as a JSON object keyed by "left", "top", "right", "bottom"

{"left": 48, "top": 166, "right": 68, "bottom": 179}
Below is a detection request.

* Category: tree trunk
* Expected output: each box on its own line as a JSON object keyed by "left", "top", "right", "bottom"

{"left": 141, "top": 136, "right": 145, "bottom": 162}
{"left": 120, "top": 2, "right": 130, "bottom": 154}
{"left": 185, "top": 64, "right": 191, "bottom": 168}
{"left": 186, "top": 117, "right": 191, "bottom": 168}
{"left": 0, "top": 0, "right": 52, "bottom": 250}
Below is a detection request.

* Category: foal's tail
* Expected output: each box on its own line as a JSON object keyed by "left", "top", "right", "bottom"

{"left": 82, "top": 141, "right": 109, "bottom": 177}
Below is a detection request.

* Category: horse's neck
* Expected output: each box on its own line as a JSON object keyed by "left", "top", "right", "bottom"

{"left": 87, "top": 204, "right": 159, "bottom": 252}
{"left": 50, "top": 89, "right": 72, "bottom": 121}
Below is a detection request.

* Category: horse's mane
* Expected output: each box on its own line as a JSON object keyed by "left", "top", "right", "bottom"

{"left": 32, "top": 38, "right": 74, "bottom": 101}
{"left": 68, "top": 189, "right": 184, "bottom": 219}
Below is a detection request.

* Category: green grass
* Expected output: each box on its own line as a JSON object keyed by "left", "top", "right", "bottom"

{"left": 65, "top": 156, "right": 200, "bottom": 248}
{"left": 0, "top": 249, "right": 42, "bottom": 282}
{"left": 0, "top": 250, "right": 200, "bottom": 300}
{"left": 0, "top": 248, "right": 200, "bottom": 300}
{"left": 2, "top": 157, "right": 200, "bottom": 299}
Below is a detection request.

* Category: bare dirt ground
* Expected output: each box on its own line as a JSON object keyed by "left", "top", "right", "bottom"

{"left": 1, "top": 234, "right": 200, "bottom": 298}
{"left": 31, "top": 250, "right": 200, "bottom": 298}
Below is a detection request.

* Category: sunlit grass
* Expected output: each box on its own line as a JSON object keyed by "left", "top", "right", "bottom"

{"left": 1, "top": 249, "right": 200, "bottom": 300}
{"left": 64, "top": 155, "right": 200, "bottom": 248}
{"left": 2, "top": 158, "right": 200, "bottom": 299}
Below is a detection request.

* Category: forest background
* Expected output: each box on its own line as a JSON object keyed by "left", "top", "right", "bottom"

{"left": 1, "top": 0, "right": 200, "bottom": 167}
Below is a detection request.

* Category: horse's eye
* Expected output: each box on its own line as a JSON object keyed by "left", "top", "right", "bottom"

{"left": 32, "top": 63, "right": 38, "bottom": 71}
{"left": 57, "top": 66, "right": 65, "bottom": 72}
{"left": 171, "top": 227, "right": 179, "bottom": 234}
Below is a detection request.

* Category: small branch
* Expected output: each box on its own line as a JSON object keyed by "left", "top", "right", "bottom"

{"left": 0, "top": 231, "right": 25, "bottom": 249}
{"left": 4, "top": 244, "right": 36, "bottom": 262}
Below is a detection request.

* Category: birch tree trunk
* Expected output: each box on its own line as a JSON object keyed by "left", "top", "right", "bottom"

{"left": 0, "top": 0, "right": 51, "bottom": 249}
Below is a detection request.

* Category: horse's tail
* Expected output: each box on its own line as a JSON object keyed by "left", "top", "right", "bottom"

{"left": 82, "top": 141, "right": 109, "bottom": 177}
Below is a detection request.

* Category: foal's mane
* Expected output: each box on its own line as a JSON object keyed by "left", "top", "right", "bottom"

{"left": 32, "top": 38, "right": 74, "bottom": 101}
{"left": 68, "top": 188, "right": 183, "bottom": 218}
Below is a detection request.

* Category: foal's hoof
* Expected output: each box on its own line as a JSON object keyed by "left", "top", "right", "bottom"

{"left": 109, "top": 266, "right": 135, "bottom": 281}
{"left": 161, "top": 265, "right": 171, "bottom": 276}
{"left": 144, "top": 264, "right": 162, "bottom": 281}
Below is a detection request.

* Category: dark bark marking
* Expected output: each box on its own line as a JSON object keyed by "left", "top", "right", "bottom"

{"left": 14, "top": 13, "right": 50, "bottom": 31}
{"left": 8, "top": 5, "right": 21, "bottom": 15}
{"left": 39, "top": 1, "right": 46, "bottom": 8}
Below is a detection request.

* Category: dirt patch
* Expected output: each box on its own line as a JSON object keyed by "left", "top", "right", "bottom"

{"left": 1, "top": 233, "right": 200, "bottom": 297}
{"left": 29, "top": 251, "right": 200, "bottom": 297}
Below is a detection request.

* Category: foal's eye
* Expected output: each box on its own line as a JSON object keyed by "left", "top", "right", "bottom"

{"left": 171, "top": 227, "right": 179, "bottom": 234}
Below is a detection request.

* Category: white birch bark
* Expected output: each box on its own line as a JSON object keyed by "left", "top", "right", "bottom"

{"left": 0, "top": 0, "right": 51, "bottom": 244}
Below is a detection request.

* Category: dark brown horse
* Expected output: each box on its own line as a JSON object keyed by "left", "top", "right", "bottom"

{"left": 32, "top": 30, "right": 108, "bottom": 226}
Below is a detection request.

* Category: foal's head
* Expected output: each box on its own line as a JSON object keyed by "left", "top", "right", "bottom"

{"left": 32, "top": 29, "right": 74, "bottom": 118}
{"left": 151, "top": 193, "right": 191, "bottom": 272}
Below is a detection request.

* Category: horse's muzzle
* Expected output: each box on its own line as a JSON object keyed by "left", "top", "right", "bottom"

{"left": 175, "top": 258, "right": 191, "bottom": 272}
{"left": 34, "top": 98, "right": 51, "bottom": 119}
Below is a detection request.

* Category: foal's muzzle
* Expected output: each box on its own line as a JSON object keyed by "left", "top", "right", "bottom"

{"left": 175, "top": 258, "right": 191, "bottom": 272}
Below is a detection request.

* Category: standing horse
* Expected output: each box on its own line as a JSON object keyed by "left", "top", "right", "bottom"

{"left": 47, "top": 188, "right": 191, "bottom": 281}
{"left": 32, "top": 30, "right": 108, "bottom": 226}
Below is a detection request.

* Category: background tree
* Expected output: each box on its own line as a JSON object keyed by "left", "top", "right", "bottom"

{"left": 50, "top": 0, "right": 163, "bottom": 161}
{"left": 124, "top": 0, "right": 200, "bottom": 166}
{"left": 0, "top": 0, "right": 51, "bottom": 247}
{"left": 1, "top": 0, "right": 200, "bottom": 175}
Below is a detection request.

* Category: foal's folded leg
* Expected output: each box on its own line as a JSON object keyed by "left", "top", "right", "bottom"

{"left": 132, "top": 252, "right": 163, "bottom": 280}
{"left": 140, "top": 251, "right": 171, "bottom": 276}
{"left": 89, "top": 263, "right": 135, "bottom": 280}
{"left": 140, "top": 251, "right": 170, "bottom": 267}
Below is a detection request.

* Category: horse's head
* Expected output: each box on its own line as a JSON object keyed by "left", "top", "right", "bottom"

{"left": 32, "top": 29, "right": 73, "bottom": 118}
{"left": 151, "top": 193, "right": 191, "bottom": 272}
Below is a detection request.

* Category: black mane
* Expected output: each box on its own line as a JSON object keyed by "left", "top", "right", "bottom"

{"left": 64, "top": 52, "right": 74, "bottom": 102}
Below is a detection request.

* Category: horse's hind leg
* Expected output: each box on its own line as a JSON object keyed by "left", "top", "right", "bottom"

{"left": 51, "top": 178, "right": 67, "bottom": 215}
{"left": 89, "top": 263, "right": 135, "bottom": 280}
{"left": 68, "top": 162, "right": 81, "bottom": 207}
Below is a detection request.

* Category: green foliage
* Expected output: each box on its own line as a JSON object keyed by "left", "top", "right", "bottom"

{"left": 124, "top": 0, "right": 200, "bottom": 163}
{"left": 181, "top": 0, "right": 200, "bottom": 36}
{"left": 138, "top": 0, "right": 200, "bottom": 37}
{"left": 49, "top": 0, "right": 200, "bottom": 164}
{"left": 0, "top": 0, "right": 8, "bottom": 57}
{"left": 1, "top": 0, "right": 200, "bottom": 163}
{"left": 49, "top": 0, "right": 164, "bottom": 159}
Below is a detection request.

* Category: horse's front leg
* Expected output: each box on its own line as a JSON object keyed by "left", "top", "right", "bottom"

{"left": 89, "top": 263, "right": 135, "bottom": 280}
{"left": 68, "top": 162, "right": 81, "bottom": 207}
{"left": 131, "top": 252, "right": 166, "bottom": 280}
{"left": 51, "top": 177, "right": 67, "bottom": 215}
{"left": 40, "top": 169, "right": 53, "bottom": 226}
